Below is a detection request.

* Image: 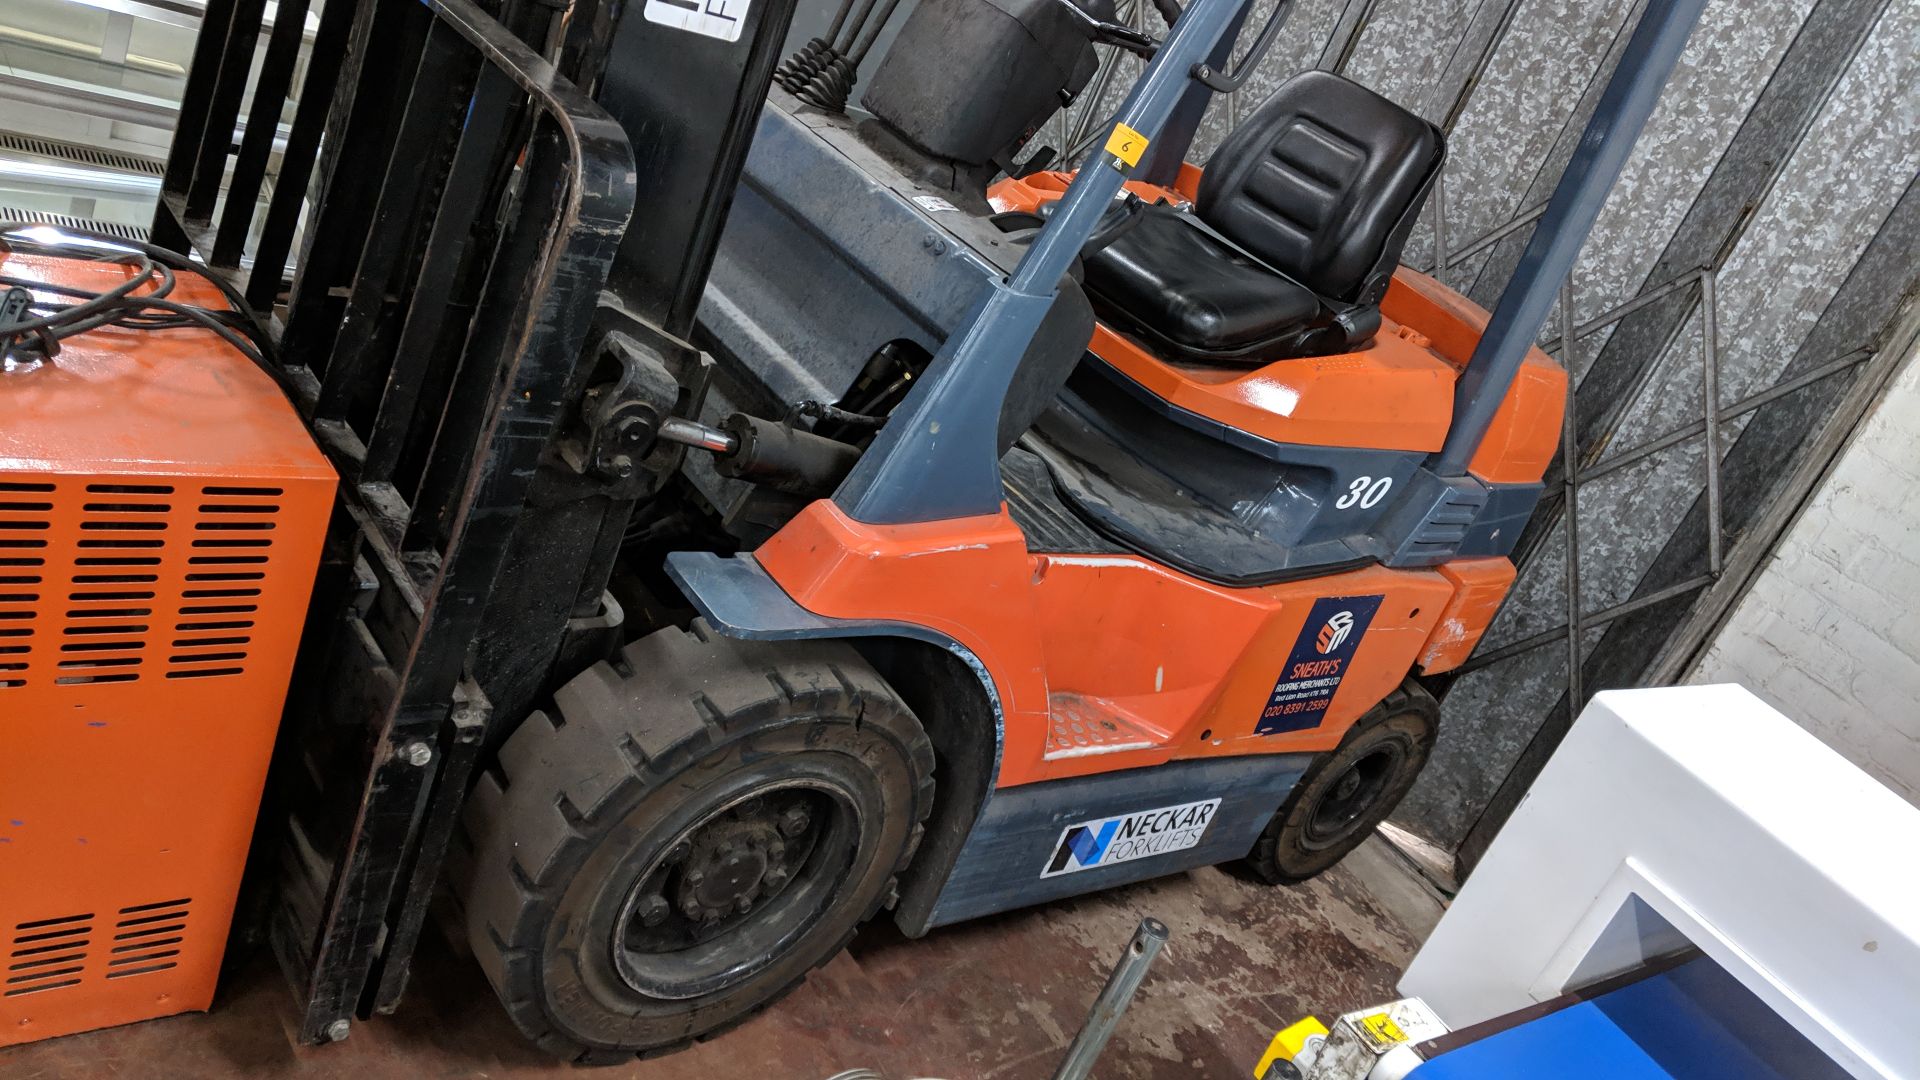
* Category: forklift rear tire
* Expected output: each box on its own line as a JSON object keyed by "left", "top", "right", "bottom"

{"left": 457, "top": 623, "right": 935, "bottom": 1064}
{"left": 1241, "top": 681, "right": 1439, "bottom": 886}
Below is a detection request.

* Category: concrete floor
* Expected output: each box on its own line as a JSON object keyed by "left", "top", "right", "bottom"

{"left": 1, "top": 839, "right": 1441, "bottom": 1080}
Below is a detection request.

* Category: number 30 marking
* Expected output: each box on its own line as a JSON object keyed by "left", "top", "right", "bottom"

{"left": 1335, "top": 476, "right": 1393, "bottom": 510}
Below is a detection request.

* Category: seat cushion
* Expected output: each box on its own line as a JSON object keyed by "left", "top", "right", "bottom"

{"left": 1082, "top": 203, "right": 1324, "bottom": 364}
{"left": 1198, "top": 69, "right": 1442, "bottom": 306}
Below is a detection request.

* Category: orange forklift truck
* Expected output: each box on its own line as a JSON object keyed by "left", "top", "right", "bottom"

{"left": 0, "top": 0, "right": 1703, "bottom": 1061}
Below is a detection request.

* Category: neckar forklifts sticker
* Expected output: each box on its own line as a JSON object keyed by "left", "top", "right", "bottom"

{"left": 1041, "top": 799, "right": 1221, "bottom": 878}
{"left": 1257, "top": 594, "right": 1384, "bottom": 735}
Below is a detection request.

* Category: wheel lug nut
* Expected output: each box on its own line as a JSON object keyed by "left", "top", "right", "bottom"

{"left": 637, "top": 895, "right": 669, "bottom": 927}
{"left": 769, "top": 842, "right": 786, "bottom": 860}
{"left": 685, "top": 868, "right": 705, "bottom": 887}
{"left": 735, "top": 896, "right": 754, "bottom": 914}
{"left": 765, "top": 868, "right": 788, "bottom": 887}
{"left": 778, "top": 809, "right": 810, "bottom": 837}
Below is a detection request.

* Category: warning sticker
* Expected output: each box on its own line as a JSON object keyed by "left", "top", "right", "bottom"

{"left": 1105, "top": 122, "right": 1149, "bottom": 171}
{"left": 644, "top": 0, "right": 752, "bottom": 42}
{"left": 1257, "top": 595, "right": 1384, "bottom": 735}
{"left": 1358, "top": 1011, "right": 1408, "bottom": 1047}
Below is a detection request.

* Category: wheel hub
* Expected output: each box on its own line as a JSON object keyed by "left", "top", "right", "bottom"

{"left": 1333, "top": 770, "right": 1362, "bottom": 801}
{"left": 1303, "top": 745, "right": 1404, "bottom": 850}
{"left": 676, "top": 817, "right": 788, "bottom": 920}
{"left": 613, "top": 782, "right": 850, "bottom": 1001}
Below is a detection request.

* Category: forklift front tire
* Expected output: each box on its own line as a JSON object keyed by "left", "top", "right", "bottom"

{"left": 457, "top": 624, "right": 935, "bottom": 1063}
{"left": 1241, "top": 681, "right": 1439, "bottom": 886}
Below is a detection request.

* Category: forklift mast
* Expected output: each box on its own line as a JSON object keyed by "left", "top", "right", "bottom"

{"left": 145, "top": 0, "right": 790, "bottom": 1041}
{"left": 144, "top": 0, "right": 1704, "bottom": 1046}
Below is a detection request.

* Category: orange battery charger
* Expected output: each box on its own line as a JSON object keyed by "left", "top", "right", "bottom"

{"left": 0, "top": 248, "right": 332, "bottom": 1047}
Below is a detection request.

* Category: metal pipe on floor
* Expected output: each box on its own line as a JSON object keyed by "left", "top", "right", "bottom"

{"left": 1053, "top": 918, "right": 1170, "bottom": 1080}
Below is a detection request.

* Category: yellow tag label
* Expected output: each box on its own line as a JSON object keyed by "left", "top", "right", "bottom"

{"left": 1359, "top": 1011, "right": 1408, "bottom": 1047}
{"left": 1105, "top": 122, "right": 1149, "bottom": 168}
{"left": 1254, "top": 1017, "right": 1329, "bottom": 1077}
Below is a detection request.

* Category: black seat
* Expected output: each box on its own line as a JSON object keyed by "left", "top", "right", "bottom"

{"left": 1082, "top": 70, "right": 1443, "bottom": 365}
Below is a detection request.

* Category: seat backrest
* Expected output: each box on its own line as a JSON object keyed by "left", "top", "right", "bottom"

{"left": 1196, "top": 70, "right": 1442, "bottom": 307}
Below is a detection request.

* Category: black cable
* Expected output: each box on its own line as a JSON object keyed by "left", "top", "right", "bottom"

{"left": 791, "top": 399, "right": 887, "bottom": 430}
{"left": 0, "top": 223, "right": 278, "bottom": 382}
{"left": 0, "top": 247, "right": 164, "bottom": 351}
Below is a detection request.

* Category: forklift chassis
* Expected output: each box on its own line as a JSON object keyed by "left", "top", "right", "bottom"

{"left": 145, "top": 0, "right": 1705, "bottom": 1057}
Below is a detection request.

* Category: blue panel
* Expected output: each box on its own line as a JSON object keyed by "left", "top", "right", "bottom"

{"left": 1457, "top": 482, "right": 1544, "bottom": 558}
{"left": 1591, "top": 958, "right": 1850, "bottom": 1080}
{"left": 921, "top": 754, "right": 1309, "bottom": 930}
{"left": 666, "top": 549, "right": 964, "bottom": 645}
{"left": 1411, "top": 1002, "right": 1674, "bottom": 1080}
{"left": 1409, "top": 957, "right": 1849, "bottom": 1080}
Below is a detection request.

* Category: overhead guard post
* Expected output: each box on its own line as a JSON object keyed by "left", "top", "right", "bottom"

{"left": 834, "top": 0, "right": 1251, "bottom": 525}
{"left": 1432, "top": 0, "right": 1708, "bottom": 476}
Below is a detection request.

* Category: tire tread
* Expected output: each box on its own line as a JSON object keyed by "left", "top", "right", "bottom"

{"left": 1241, "top": 679, "right": 1439, "bottom": 886}
{"left": 456, "top": 622, "right": 934, "bottom": 1063}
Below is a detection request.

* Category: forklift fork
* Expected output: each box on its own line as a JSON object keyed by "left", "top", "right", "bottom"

{"left": 151, "top": 0, "right": 642, "bottom": 1043}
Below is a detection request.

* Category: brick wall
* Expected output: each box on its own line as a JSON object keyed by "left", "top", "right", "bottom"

{"left": 1689, "top": 342, "right": 1920, "bottom": 806}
